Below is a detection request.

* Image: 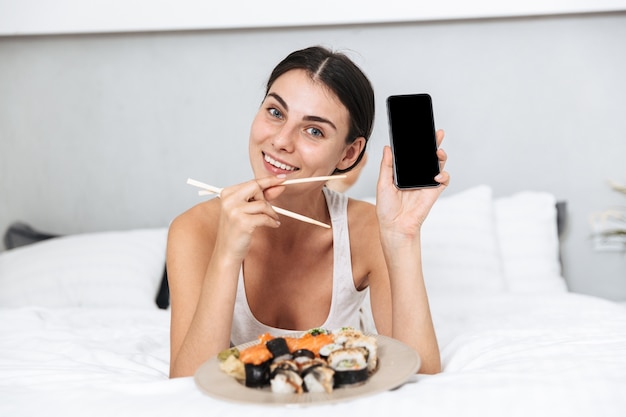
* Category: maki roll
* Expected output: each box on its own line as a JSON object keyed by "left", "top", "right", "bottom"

{"left": 319, "top": 343, "right": 343, "bottom": 361}
{"left": 270, "top": 370, "right": 303, "bottom": 394}
{"left": 266, "top": 337, "right": 292, "bottom": 362}
{"left": 244, "top": 361, "right": 270, "bottom": 388}
{"left": 332, "top": 327, "right": 363, "bottom": 345}
{"left": 270, "top": 359, "right": 299, "bottom": 373}
{"left": 292, "top": 349, "right": 315, "bottom": 366}
{"left": 327, "top": 348, "right": 369, "bottom": 387}
{"left": 269, "top": 360, "right": 304, "bottom": 394}
{"left": 345, "top": 334, "right": 379, "bottom": 372}
{"left": 301, "top": 362, "right": 335, "bottom": 393}
{"left": 239, "top": 343, "right": 273, "bottom": 388}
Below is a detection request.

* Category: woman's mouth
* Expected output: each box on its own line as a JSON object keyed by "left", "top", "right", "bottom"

{"left": 263, "top": 153, "right": 299, "bottom": 172}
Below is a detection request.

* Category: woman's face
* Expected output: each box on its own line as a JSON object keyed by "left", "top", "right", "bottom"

{"left": 249, "top": 69, "right": 359, "bottom": 181}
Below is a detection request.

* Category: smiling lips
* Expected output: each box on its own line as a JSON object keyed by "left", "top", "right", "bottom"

{"left": 264, "top": 153, "right": 299, "bottom": 172}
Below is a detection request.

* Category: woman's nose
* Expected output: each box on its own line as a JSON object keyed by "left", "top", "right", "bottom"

{"left": 272, "top": 124, "right": 297, "bottom": 152}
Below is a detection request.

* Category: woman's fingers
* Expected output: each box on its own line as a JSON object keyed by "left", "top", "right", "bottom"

{"left": 435, "top": 129, "right": 445, "bottom": 147}
{"left": 436, "top": 148, "right": 448, "bottom": 176}
{"left": 218, "top": 176, "right": 288, "bottom": 228}
{"left": 435, "top": 130, "right": 448, "bottom": 184}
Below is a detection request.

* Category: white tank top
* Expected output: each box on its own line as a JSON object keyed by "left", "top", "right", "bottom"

{"left": 230, "top": 187, "right": 369, "bottom": 345}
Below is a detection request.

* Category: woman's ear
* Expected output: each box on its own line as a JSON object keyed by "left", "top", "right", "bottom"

{"left": 336, "top": 137, "right": 366, "bottom": 171}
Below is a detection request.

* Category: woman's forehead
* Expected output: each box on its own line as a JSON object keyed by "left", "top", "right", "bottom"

{"left": 267, "top": 69, "right": 350, "bottom": 129}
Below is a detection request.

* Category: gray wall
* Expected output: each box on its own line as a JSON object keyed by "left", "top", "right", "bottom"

{"left": 1, "top": 13, "right": 625, "bottom": 300}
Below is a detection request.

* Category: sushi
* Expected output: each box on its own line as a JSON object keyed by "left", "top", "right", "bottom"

{"left": 270, "top": 360, "right": 304, "bottom": 394}
{"left": 327, "top": 347, "right": 369, "bottom": 387}
{"left": 239, "top": 342, "right": 273, "bottom": 388}
{"left": 291, "top": 348, "right": 316, "bottom": 366}
{"left": 332, "top": 327, "right": 379, "bottom": 372}
{"left": 220, "top": 327, "right": 378, "bottom": 393}
{"left": 301, "top": 362, "right": 335, "bottom": 393}
{"left": 244, "top": 361, "right": 271, "bottom": 388}
{"left": 266, "top": 337, "right": 292, "bottom": 362}
{"left": 319, "top": 343, "right": 343, "bottom": 360}
{"left": 345, "top": 334, "right": 379, "bottom": 372}
{"left": 285, "top": 331, "right": 334, "bottom": 356}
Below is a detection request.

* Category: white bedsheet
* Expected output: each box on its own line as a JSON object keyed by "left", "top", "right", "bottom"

{"left": 1, "top": 293, "right": 625, "bottom": 417}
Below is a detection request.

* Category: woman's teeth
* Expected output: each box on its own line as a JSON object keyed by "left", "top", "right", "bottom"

{"left": 264, "top": 154, "right": 297, "bottom": 171}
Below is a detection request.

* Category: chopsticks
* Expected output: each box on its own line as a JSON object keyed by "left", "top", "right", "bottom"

{"left": 186, "top": 175, "right": 347, "bottom": 229}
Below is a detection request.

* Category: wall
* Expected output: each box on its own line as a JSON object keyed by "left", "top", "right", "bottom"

{"left": 0, "top": 12, "right": 625, "bottom": 300}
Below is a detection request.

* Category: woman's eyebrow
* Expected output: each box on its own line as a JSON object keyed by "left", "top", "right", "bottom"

{"left": 267, "top": 92, "right": 289, "bottom": 111}
{"left": 266, "top": 92, "right": 337, "bottom": 131}
{"left": 303, "top": 115, "right": 337, "bottom": 131}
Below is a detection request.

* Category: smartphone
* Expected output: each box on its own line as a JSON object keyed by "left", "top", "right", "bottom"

{"left": 386, "top": 93, "right": 440, "bottom": 189}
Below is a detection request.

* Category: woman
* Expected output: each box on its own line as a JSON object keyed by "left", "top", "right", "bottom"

{"left": 167, "top": 46, "right": 449, "bottom": 378}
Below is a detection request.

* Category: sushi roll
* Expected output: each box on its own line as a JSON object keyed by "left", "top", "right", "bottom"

{"left": 239, "top": 343, "right": 273, "bottom": 388}
{"left": 244, "top": 361, "right": 270, "bottom": 388}
{"left": 319, "top": 343, "right": 343, "bottom": 361}
{"left": 270, "top": 362, "right": 303, "bottom": 394}
{"left": 270, "top": 359, "right": 299, "bottom": 374}
{"left": 298, "top": 357, "right": 327, "bottom": 372}
{"left": 345, "top": 335, "right": 378, "bottom": 372}
{"left": 332, "top": 327, "right": 363, "bottom": 345}
{"left": 266, "top": 337, "right": 292, "bottom": 362}
{"left": 301, "top": 363, "right": 335, "bottom": 393}
{"left": 327, "top": 348, "right": 369, "bottom": 387}
{"left": 292, "top": 348, "right": 315, "bottom": 366}
{"left": 270, "top": 371, "right": 303, "bottom": 394}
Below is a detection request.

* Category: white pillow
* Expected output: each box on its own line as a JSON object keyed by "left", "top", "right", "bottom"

{"left": 494, "top": 191, "right": 567, "bottom": 293}
{"left": 419, "top": 185, "right": 506, "bottom": 295}
{"left": 0, "top": 228, "right": 168, "bottom": 308}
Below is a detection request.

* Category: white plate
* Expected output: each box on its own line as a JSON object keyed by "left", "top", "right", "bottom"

{"left": 194, "top": 334, "right": 420, "bottom": 407}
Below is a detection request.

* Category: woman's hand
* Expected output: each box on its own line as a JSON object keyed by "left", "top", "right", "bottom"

{"left": 213, "top": 176, "right": 287, "bottom": 262}
{"left": 376, "top": 129, "right": 450, "bottom": 243}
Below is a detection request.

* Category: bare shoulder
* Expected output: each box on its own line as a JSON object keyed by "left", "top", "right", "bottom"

{"left": 347, "top": 197, "right": 378, "bottom": 228}
{"left": 167, "top": 199, "right": 221, "bottom": 266}
{"left": 170, "top": 198, "right": 219, "bottom": 233}
{"left": 346, "top": 197, "right": 381, "bottom": 250}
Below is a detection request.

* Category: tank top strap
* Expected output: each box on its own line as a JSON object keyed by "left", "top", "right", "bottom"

{"left": 323, "top": 187, "right": 366, "bottom": 331}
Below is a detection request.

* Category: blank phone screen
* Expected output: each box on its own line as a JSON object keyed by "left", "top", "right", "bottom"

{"left": 387, "top": 94, "right": 440, "bottom": 189}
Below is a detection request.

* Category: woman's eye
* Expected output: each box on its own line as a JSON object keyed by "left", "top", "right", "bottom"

{"left": 268, "top": 108, "right": 283, "bottom": 119}
{"left": 306, "top": 127, "right": 323, "bottom": 137}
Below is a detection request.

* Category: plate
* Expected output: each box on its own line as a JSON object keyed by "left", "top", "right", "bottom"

{"left": 194, "top": 334, "right": 420, "bottom": 407}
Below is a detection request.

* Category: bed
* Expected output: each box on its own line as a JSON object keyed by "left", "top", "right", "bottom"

{"left": 1, "top": 185, "right": 625, "bottom": 417}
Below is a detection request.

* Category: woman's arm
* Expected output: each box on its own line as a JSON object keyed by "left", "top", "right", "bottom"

{"left": 374, "top": 130, "right": 449, "bottom": 374}
{"left": 167, "top": 176, "right": 286, "bottom": 378}
{"left": 167, "top": 205, "right": 241, "bottom": 378}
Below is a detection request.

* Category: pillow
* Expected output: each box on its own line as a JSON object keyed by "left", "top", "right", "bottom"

{"left": 494, "top": 191, "right": 568, "bottom": 293}
{"left": 0, "top": 228, "right": 168, "bottom": 308}
{"left": 419, "top": 185, "right": 506, "bottom": 295}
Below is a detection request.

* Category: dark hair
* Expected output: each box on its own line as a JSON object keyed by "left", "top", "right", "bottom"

{"left": 265, "top": 46, "right": 375, "bottom": 173}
